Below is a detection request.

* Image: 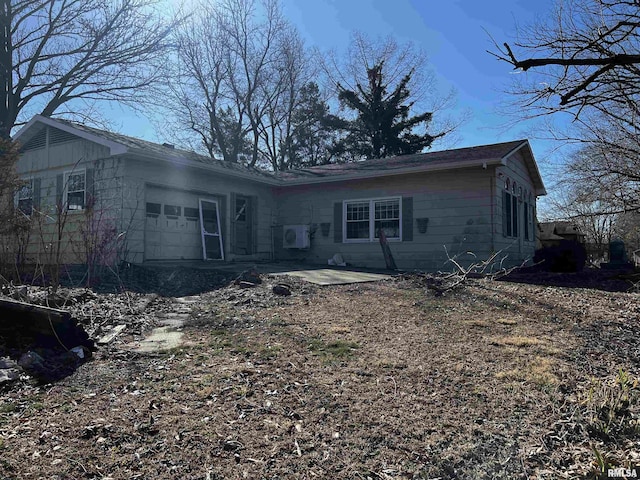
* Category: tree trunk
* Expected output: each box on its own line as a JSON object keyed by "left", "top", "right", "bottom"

{"left": 0, "top": 0, "right": 13, "bottom": 140}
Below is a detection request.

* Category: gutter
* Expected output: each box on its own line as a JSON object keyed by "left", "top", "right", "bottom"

{"left": 126, "top": 151, "right": 282, "bottom": 186}
{"left": 277, "top": 158, "right": 505, "bottom": 186}
{"left": 126, "top": 150, "right": 506, "bottom": 188}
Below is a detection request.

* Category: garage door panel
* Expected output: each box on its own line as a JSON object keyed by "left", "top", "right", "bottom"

{"left": 145, "top": 187, "right": 222, "bottom": 261}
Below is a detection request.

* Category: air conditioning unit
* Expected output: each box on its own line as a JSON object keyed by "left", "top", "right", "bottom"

{"left": 283, "top": 225, "right": 310, "bottom": 249}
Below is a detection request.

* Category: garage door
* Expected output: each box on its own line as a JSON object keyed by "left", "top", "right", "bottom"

{"left": 144, "top": 187, "right": 223, "bottom": 261}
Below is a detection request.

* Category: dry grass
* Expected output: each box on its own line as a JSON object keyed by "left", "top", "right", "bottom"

{"left": 492, "top": 335, "right": 543, "bottom": 347}
{"left": 1, "top": 277, "right": 639, "bottom": 479}
{"left": 496, "top": 356, "right": 559, "bottom": 386}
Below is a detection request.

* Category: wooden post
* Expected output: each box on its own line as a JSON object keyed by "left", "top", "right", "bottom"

{"left": 378, "top": 228, "right": 398, "bottom": 271}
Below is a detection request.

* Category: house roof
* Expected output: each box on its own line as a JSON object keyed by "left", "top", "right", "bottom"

{"left": 14, "top": 115, "right": 276, "bottom": 184}
{"left": 13, "top": 115, "right": 546, "bottom": 194}
{"left": 538, "top": 221, "right": 586, "bottom": 240}
{"left": 274, "top": 139, "right": 546, "bottom": 195}
{"left": 276, "top": 140, "right": 525, "bottom": 179}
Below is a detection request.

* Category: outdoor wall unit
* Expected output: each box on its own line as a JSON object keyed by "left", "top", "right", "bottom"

{"left": 283, "top": 225, "right": 311, "bottom": 249}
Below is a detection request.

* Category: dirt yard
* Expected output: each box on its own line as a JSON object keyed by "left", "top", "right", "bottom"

{"left": 1, "top": 273, "right": 639, "bottom": 479}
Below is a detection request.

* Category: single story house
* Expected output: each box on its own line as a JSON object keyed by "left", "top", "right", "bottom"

{"left": 9, "top": 115, "right": 546, "bottom": 271}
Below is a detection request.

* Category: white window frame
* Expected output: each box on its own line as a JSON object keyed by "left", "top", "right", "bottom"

{"left": 15, "top": 177, "right": 34, "bottom": 216}
{"left": 64, "top": 168, "right": 86, "bottom": 211}
{"left": 343, "top": 197, "right": 402, "bottom": 243}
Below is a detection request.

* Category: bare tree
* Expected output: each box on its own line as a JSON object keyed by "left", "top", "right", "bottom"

{"left": 0, "top": 139, "right": 26, "bottom": 281}
{"left": 549, "top": 173, "right": 616, "bottom": 259}
{"left": 168, "top": 0, "right": 309, "bottom": 169}
{"left": 489, "top": 0, "right": 640, "bottom": 119}
{"left": 490, "top": 0, "right": 640, "bottom": 234}
{"left": 169, "top": 3, "right": 245, "bottom": 161}
{"left": 257, "top": 29, "right": 314, "bottom": 170}
{"left": 0, "top": 0, "right": 176, "bottom": 139}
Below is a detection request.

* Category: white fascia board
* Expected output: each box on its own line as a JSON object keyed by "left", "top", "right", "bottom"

{"left": 501, "top": 140, "right": 547, "bottom": 196}
{"left": 13, "top": 115, "right": 128, "bottom": 156}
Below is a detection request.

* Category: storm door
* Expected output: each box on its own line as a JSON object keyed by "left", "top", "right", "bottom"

{"left": 199, "top": 199, "right": 224, "bottom": 260}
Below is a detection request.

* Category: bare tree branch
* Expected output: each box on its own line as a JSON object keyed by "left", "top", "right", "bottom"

{"left": 1, "top": 0, "right": 178, "bottom": 139}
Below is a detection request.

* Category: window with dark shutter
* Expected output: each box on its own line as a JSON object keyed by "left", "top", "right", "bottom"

{"left": 65, "top": 170, "right": 86, "bottom": 211}
{"left": 342, "top": 197, "right": 403, "bottom": 242}
{"left": 17, "top": 179, "right": 34, "bottom": 215}
{"left": 334, "top": 203, "right": 343, "bottom": 243}
{"left": 401, "top": 196, "right": 413, "bottom": 241}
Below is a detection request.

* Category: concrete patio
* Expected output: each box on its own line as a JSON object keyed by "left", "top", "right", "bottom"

{"left": 141, "top": 260, "right": 395, "bottom": 285}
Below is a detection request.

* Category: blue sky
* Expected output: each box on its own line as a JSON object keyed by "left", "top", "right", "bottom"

{"left": 281, "top": 0, "right": 555, "bottom": 147}
{"left": 116, "top": 0, "right": 561, "bottom": 199}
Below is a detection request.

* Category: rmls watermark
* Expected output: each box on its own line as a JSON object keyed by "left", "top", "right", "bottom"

{"left": 599, "top": 466, "right": 640, "bottom": 479}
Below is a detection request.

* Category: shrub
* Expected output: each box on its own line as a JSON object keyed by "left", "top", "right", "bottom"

{"left": 534, "top": 240, "right": 587, "bottom": 272}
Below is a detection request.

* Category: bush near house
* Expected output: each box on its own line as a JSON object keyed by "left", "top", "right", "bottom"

{"left": 534, "top": 239, "right": 587, "bottom": 272}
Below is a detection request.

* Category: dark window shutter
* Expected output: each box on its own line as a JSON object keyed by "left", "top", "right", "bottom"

{"left": 402, "top": 196, "right": 413, "bottom": 241}
{"left": 523, "top": 202, "right": 529, "bottom": 240}
{"left": 218, "top": 195, "right": 226, "bottom": 256}
{"left": 531, "top": 205, "right": 536, "bottom": 242}
{"left": 251, "top": 195, "right": 258, "bottom": 254}
{"left": 33, "top": 178, "right": 41, "bottom": 210}
{"left": 56, "top": 173, "right": 64, "bottom": 210}
{"left": 229, "top": 192, "right": 237, "bottom": 253}
{"left": 334, "top": 202, "right": 343, "bottom": 243}
{"left": 512, "top": 196, "right": 518, "bottom": 238}
{"left": 85, "top": 168, "right": 94, "bottom": 207}
{"left": 502, "top": 191, "right": 509, "bottom": 237}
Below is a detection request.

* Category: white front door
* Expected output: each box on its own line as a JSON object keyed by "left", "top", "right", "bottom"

{"left": 199, "top": 199, "right": 224, "bottom": 260}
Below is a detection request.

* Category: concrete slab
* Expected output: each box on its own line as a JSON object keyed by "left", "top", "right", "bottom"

{"left": 132, "top": 327, "right": 183, "bottom": 353}
{"left": 129, "top": 313, "right": 187, "bottom": 353}
{"left": 271, "top": 268, "right": 391, "bottom": 285}
{"left": 139, "top": 260, "right": 395, "bottom": 286}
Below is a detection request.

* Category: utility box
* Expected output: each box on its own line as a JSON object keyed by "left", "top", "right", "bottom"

{"left": 282, "top": 225, "right": 310, "bottom": 249}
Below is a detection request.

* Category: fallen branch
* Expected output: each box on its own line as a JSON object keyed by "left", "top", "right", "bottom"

{"left": 423, "top": 246, "right": 529, "bottom": 296}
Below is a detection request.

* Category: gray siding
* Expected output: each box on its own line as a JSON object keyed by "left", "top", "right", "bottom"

{"left": 12, "top": 125, "right": 542, "bottom": 272}
{"left": 274, "top": 168, "right": 496, "bottom": 271}
{"left": 15, "top": 137, "right": 123, "bottom": 265}
{"left": 123, "top": 158, "right": 275, "bottom": 263}
{"left": 494, "top": 149, "right": 538, "bottom": 266}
